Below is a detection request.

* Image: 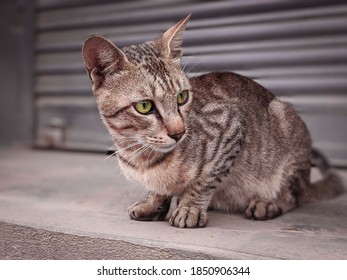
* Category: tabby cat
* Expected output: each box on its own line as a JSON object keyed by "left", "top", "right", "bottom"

{"left": 82, "top": 15, "right": 344, "bottom": 228}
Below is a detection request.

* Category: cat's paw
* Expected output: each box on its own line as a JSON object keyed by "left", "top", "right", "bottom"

{"left": 128, "top": 200, "right": 170, "bottom": 221}
{"left": 169, "top": 206, "right": 208, "bottom": 228}
{"left": 245, "top": 199, "right": 282, "bottom": 220}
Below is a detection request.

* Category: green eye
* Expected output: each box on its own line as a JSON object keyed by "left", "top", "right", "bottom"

{"left": 134, "top": 100, "right": 153, "bottom": 114}
{"left": 177, "top": 90, "right": 189, "bottom": 105}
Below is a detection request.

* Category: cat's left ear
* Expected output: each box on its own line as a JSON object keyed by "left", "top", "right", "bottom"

{"left": 156, "top": 14, "right": 191, "bottom": 63}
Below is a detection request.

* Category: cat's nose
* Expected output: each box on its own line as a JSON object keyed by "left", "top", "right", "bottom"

{"left": 168, "top": 130, "right": 185, "bottom": 142}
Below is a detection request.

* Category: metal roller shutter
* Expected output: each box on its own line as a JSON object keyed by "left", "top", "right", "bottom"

{"left": 34, "top": 0, "right": 347, "bottom": 166}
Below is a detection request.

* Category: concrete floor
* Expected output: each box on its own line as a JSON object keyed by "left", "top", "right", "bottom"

{"left": 0, "top": 148, "right": 346, "bottom": 259}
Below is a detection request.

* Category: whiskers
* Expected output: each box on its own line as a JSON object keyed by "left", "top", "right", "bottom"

{"left": 125, "top": 144, "right": 153, "bottom": 167}
{"left": 105, "top": 135, "right": 158, "bottom": 169}
{"left": 104, "top": 137, "right": 138, "bottom": 161}
{"left": 182, "top": 126, "right": 193, "bottom": 146}
{"left": 182, "top": 56, "right": 192, "bottom": 72}
{"left": 105, "top": 144, "right": 117, "bottom": 160}
{"left": 182, "top": 56, "right": 200, "bottom": 77}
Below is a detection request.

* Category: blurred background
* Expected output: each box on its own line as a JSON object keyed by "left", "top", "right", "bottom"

{"left": 1, "top": 0, "right": 347, "bottom": 166}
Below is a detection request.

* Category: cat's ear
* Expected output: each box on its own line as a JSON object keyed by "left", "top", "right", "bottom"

{"left": 82, "top": 35, "right": 134, "bottom": 90}
{"left": 156, "top": 14, "right": 191, "bottom": 63}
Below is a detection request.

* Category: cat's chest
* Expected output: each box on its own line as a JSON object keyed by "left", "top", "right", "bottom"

{"left": 117, "top": 152, "right": 196, "bottom": 196}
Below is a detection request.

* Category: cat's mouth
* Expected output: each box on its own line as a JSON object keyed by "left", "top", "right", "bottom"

{"left": 153, "top": 143, "right": 178, "bottom": 153}
{"left": 149, "top": 136, "right": 185, "bottom": 153}
{"left": 147, "top": 133, "right": 186, "bottom": 153}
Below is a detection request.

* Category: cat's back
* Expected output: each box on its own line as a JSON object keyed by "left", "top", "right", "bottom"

{"left": 189, "top": 72, "right": 274, "bottom": 109}
{"left": 188, "top": 71, "right": 309, "bottom": 147}
{"left": 187, "top": 71, "right": 311, "bottom": 173}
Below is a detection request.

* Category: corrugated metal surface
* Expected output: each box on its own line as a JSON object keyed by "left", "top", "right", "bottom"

{"left": 34, "top": 0, "right": 347, "bottom": 165}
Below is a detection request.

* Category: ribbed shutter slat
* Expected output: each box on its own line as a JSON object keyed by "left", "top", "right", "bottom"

{"left": 33, "top": 0, "right": 347, "bottom": 166}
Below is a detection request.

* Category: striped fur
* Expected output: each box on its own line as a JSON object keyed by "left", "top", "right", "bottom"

{"left": 83, "top": 15, "right": 344, "bottom": 228}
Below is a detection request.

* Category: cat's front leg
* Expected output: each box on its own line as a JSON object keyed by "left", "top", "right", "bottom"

{"left": 169, "top": 185, "right": 215, "bottom": 228}
{"left": 128, "top": 192, "right": 171, "bottom": 221}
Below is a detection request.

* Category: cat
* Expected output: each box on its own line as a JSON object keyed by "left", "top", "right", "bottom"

{"left": 82, "top": 15, "right": 344, "bottom": 228}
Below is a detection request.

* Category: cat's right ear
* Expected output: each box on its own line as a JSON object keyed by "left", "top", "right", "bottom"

{"left": 82, "top": 35, "right": 134, "bottom": 91}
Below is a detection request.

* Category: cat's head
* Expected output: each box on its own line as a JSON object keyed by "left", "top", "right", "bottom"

{"left": 82, "top": 15, "right": 192, "bottom": 154}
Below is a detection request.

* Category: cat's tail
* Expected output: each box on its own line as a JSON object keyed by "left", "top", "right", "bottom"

{"left": 301, "top": 148, "right": 345, "bottom": 204}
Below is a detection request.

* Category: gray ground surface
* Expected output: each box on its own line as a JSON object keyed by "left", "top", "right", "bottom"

{"left": 0, "top": 148, "right": 346, "bottom": 259}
